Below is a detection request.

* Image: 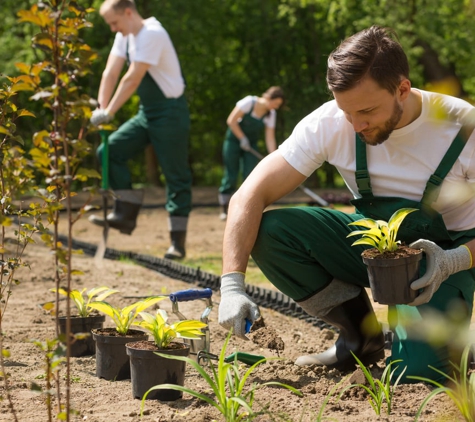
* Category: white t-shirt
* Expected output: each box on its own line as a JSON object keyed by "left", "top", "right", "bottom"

{"left": 279, "top": 89, "right": 475, "bottom": 231}
{"left": 110, "top": 17, "right": 185, "bottom": 98}
{"left": 236, "top": 95, "right": 277, "bottom": 128}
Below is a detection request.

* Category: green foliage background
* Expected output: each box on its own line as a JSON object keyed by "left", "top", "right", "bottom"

{"left": 1, "top": 0, "right": 475, "bottom": 188}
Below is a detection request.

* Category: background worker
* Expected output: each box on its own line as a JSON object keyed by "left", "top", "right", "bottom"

{"left": 218, "top": 86, "right": 284, "bottom": 220}
{"left": 218, "top": 26, "right": 475, "bottom": 382}
{"left": 89, "top": 0, "right": 192, "bottom": 260}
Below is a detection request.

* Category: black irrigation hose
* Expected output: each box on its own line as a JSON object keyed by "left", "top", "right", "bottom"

{"left": 57, "top": 234, "right": 334, "bottom": 332}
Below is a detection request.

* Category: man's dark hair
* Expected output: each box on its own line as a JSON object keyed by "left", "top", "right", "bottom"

{"left": 326, "top": 26, "right": 410, "bottom": 94}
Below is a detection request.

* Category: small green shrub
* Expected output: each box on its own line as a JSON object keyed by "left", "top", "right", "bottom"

{"left": 347, "top": 208, "right": 418, "bottom": 253}
{"left": 408, "top": 345, "right": 475, "bottom": 422}
{"left": 339, "top": 352, "right": 406, "bottom": 416}
{"left": 49, "top": 286, "right": 118, "bottom": 317}
{"left": 89, "top": 296, "right": 165, "bottom": 335}
{"left": 141, "top": 330, "right": 302, "bottom": 421}
{"left": 134, "top": 309, "right": 207, "bottom": 349}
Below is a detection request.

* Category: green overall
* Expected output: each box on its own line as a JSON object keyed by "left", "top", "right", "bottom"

{"left": 219, "top": 100, "right": 264, "bottom": 197}
{"left": 97, "top": 72, "right": 192, "bottom": 216}
{"left": 252, "top": 127, "right": 475, "bottom": 381}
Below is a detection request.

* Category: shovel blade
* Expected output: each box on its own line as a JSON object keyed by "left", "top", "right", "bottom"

{"left": 94, "top": 195, "right": 109, "bottom": 262}
{"left": 94, "top": 225, "right": 109, "bottom": 262}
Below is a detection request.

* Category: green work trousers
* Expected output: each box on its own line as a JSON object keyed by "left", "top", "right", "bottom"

{"left": 97, "top": 104, "right": 192, "bottom": 216}
{"left": 219, "top": 137, "right": 260, "bottom": 196}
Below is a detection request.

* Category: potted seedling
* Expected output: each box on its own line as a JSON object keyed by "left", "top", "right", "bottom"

{"left": 89, "top": 296, "right": 166, "bottom": 380}
{"left": 48, "top": 286, "right": 119, "bottom": 357}
{"left": 347, "top": 208, "right": 423, "bottom": 305}
{"left": 126, "top": 308, "right": 207, "bottom": 401}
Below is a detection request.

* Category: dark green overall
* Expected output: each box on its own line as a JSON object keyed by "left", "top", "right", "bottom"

{"left": 252, "top": 127, "right": 475, "bottom": 381}
{"left": 219, "top": 100, "right": 265, "bottom": 197}
{"left": 97, "top": 72, "right": 192, "bottom": 216}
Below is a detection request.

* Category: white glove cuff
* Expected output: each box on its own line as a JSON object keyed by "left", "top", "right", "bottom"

{"left": 220, "top": 272, "right": 246, "bottom": 294}
{"left": 451, "top": 245, "right": 473, "bottom": 272}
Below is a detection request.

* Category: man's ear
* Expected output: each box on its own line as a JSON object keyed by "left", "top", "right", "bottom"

{"left": 398, "top": 79, "right": 411, "bottom": 101}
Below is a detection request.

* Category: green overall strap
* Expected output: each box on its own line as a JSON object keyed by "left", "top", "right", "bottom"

{"left": 421, "top": 125, "right": 473, "bottom": 207}
{"left": 354, "top": 125, "right": 473, "bottom": 203}
{"left": 354, "top": 134, "right": 373, "bottom": 197}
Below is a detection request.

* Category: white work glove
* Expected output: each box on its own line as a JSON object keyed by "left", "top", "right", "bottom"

{"left": 408, "top": 239, "right": 472, "bottom": 306}
{"left": 239, "top": 135, "right": 251, "bottom": 151}
{"left": 90, "top": 109, "right": 113, "bottom": 126}
{"left": 218, "top": 272, "right": 261, "bottom": 339}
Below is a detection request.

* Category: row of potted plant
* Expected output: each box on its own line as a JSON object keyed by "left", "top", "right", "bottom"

{"left": 47, "top": 287, "right": 207, "bottom": 400}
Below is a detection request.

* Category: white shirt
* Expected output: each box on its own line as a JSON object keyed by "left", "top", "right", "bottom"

{"left": 236, "top": 96, "right": 277, "bottom": 128}
{"left": 110, "top": 17, "right": 185, "bottom": 98}
{"left": 279, "top": 89, "right": 475, "bottom": 231}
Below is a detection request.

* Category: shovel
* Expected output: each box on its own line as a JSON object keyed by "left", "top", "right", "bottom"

{"left": 247, "top": 147, "right": 329, "bottom": 207}
{"left": 94, "top": 130, "right": 109, "bottom": 262}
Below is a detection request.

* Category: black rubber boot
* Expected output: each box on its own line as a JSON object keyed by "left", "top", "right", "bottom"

{"left": 164, "top": 231, "right": 186, "bottom": 260}
{"left": 88, "top": 199, "right": 141, "bottom": 235}
{"left": 295, "top": 289, "right": 385, "bottom": 370}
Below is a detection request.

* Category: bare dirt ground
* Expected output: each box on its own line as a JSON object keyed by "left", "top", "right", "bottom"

{"left": 0, "top": 187, "right": 472, "bottom": 421}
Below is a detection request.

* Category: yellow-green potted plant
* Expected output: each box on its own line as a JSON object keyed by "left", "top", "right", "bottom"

{"left": 126, "top": 309, "right": 207, "bottom": 401}
{"left": 89, "top": 296, "right": 166, "bottom": 380}
{"left": 347, "top": 208, "right": 423, "bottom": 305}
{"left": 48, "top": 286, "right": 119, "bottom": 357}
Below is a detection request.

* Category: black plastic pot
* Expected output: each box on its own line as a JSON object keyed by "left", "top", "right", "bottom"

{"left": 126, "top": 341, "right": 189, "bottom": 401}
{"left": 363, "top": 249, "right": 423, "bottom": 305}
{"left": 58, "top": 314, "right": 105, "bottom": 357}
{"left": 92, "top": 328, "right": 148, "bottom": 381}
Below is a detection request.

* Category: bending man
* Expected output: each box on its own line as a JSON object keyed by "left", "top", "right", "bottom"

{"left": 89, "top": 0, "right": 192, "bottom": 260}
{"left": 218, "top": 26, "right": 475, "bottom": 382}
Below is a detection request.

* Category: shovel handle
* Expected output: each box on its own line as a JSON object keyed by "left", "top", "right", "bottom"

{"left": 169, "top": 288, "right": 213, "bottom": 302}
{"left": 100, "top": 130, "right": 109, "bottom": 190}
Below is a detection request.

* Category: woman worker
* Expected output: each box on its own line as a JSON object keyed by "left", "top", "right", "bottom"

{"left": 218, "top": 86, "right": 285, "bottom": 220}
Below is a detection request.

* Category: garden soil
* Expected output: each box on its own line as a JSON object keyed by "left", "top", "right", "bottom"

{"left": 1, "top": 187, "right": 473, "bottom": 422}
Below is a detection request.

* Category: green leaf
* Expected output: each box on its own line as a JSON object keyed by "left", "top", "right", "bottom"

{"left": 88, "top": 301, "right": 116, "bottom": 319}
{"left": 350, "top": 237, "right": 379, "bottom": 249}
{"left": 75, "top": 167, "right": 101, "bottom": 179}
{"left": 348, "top": 218, "right": 380, "bottom": 229}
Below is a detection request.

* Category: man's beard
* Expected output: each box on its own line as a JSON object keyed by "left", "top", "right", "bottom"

{"left": 358, "top": 100, "right": 403, "bottom": 146}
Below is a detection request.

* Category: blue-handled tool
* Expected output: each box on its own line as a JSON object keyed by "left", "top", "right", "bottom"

{"left": 169, "top": 288, "right": 213, "bottom": 362}
{"left": 94, "top": 130, "right": 109, "bottom": 262}
{"left": 169, "top": 288, "right": 213, "bottom": 303}
{"left": 245, "top": 318, "right": 252, "bottom": 334}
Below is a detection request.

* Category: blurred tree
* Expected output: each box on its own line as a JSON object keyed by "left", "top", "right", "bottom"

{"left": 1, "top": 0, "right": 474, "bottom": 188}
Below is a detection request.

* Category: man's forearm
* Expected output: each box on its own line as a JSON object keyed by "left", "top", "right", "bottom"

{"left": 105, "top": 76, "right": 141, "bottom": 116}
{"left": 97, "top": 72, "right": 119, "bottom": 110}
{"left": 222, "top": 192, "right": 265, "bottom": 274}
